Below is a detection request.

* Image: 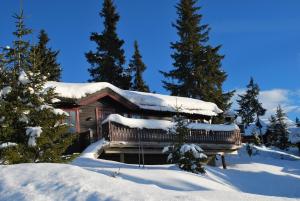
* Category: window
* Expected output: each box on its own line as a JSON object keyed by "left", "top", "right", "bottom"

{"left": 64, "top": 110, "right": 77, "bottom": 133}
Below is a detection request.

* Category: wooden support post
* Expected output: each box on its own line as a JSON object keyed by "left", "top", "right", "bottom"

{"left": 120, "top": 153, "right": 125, "bottom": 163}
{"left": 221, "top": 155, "right": 227, "bottom": 169}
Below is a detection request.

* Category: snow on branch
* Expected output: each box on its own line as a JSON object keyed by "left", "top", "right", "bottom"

{"left": 18, "top": 70, "right": 30, "bottom": 85}
{"left": 0, "top": 142, "right": 17, "bottom": 149}
{"left": 0, "top": 86, "right": 12, "bottom": 98}
{"left": 26, "top": 127, "right": 42, "bottom": 147}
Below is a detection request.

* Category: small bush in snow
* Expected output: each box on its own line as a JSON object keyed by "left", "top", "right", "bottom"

{"left": 164, "top": 109, "right": 207, "bottom": 174}
{"left": 164, "top": 144, "right": 207, "bottom": 174}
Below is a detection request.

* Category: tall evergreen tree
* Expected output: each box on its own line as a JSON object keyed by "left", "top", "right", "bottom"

{"left": 267, "top": 106, "right": 289, "bottom": 149}
{"left": 32, "top": 30, "right": 61, "bottom": 81}
{"left": 236, "top": 77, "right": 266, "bottom": 128}
{"left": 0, "top": 11, "right": 73, "bottom": 164}
{"left": 86, "top": 0, "right": 131, "bottom": 89}
{"left": 160, "top": 0, "right": 233, "bottom": 112}
{"left": 129, "top": 41, "right": 149, "bottom": 92}
{"left": 296, "top": 117, "right": 300, "bottom": 127}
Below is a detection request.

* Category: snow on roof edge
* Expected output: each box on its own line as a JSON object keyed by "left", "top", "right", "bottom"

{"left": 102, "top": 114, "right": 239, "bottom": 131}
{"left": 45, "top": 81, "right": 223, "bottom": 116}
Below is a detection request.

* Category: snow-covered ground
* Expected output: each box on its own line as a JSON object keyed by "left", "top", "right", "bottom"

{"left": 0, "top": 142, "right": 300, "bottom": 201}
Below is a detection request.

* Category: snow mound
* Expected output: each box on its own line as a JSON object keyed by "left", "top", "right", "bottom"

{"left": 45, "top": 81, "right": 223, "bottom": 116}
{"left": 1, "top": 141, "right": 300, "bottom": 201}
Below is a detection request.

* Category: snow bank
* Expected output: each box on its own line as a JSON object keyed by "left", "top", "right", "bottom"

{"left": 1, "top": 145, "right": 300, "bottom": 201}
{"left": 102, "top": 114, "right": 239, "bottom": 132}
{"left": 250, "top": 145, "right": 300, "bottom": 161}
{"left": 45, "top": 81, "right": 223, "bottom": 116}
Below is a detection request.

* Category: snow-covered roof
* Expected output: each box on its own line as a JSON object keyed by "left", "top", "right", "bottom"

{"left": 102, "top": 114, "right": 239, "bottom": 131}
{"left": 45, "top": 82, "right": 223, "bottom": 116}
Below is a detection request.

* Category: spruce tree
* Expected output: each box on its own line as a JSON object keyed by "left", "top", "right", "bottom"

{"left": 275, "top": 106, "right": 289, "bottom": 149}
{"left": 296, "top": 117, "right": 300, "bottom": 127}
{"left": 160, "top": 0, "right": 233, "bottom": 112}
{"left": 236, "top": 77, "right": 266, "bottom": 129}
{"left": 267, "top": 106, "right": 289, "bottom": 149}
{"left": 32, "top": 29, "right": 61, "bottom": 81}
{"left": 129, "top": 41, "right": 149, "bottom": 92}
{"left": 86, "top": 0, "right": 131, "bottom": 89}
{"left": 0, "top": 12, "right": 73, "bottom": 164}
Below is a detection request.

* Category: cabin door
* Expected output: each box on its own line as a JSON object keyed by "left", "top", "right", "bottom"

{"left": 96, "top": 108, "right": 115, "bottom": 138}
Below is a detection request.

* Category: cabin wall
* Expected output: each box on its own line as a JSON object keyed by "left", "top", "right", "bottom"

{"left": 78, "top": 98, "right": 134, "bottom": 139}
{"left": 79, "top": 102, "right": 99, "bottom": 135}
{"left": 78, "top": 102, "right": 208, "bottom": 134}
{"left": 61, "top": 95, "right": 210, "bottom": 140}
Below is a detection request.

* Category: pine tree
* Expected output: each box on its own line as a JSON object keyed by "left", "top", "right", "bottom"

{"left": 160, "top": 0, "right": 233, "bottom": 112}
{"left": 32, "top": 30, "right": 61, "bottom": 81}
{"left": 0, "top": 11, "right": 73, "bottom": 164}
{"left": 86, "top": 0, "right": 131, "bottom": 89}
{"left": 236, "top": 77, "right": 266, "bottom": 129}
{"left": 267, "top": 115, "right": 277, "bottom": 145}
{"left": 129, "top": 41, "right": 149, "bottom": 92}
{"left": 275, "top": 106, "right": 289, "bottom": 149}
{"left": 267, "top": 106, "right": 289, "bottom": 149}
{"left": 296, "top": 117, "right": 300, "bottom": 127}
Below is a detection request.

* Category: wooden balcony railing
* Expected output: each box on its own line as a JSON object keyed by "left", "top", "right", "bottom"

{"left": 102, "top": 121, "right": 241, "bottom": 146}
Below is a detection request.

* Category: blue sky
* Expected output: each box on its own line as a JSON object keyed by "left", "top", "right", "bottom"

{"left": 0, "top": 0, "right": 299, "bottom": 120}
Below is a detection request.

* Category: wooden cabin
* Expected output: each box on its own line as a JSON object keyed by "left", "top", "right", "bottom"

{"left": 46, "top": 81, "right": 241, "bottom": 163}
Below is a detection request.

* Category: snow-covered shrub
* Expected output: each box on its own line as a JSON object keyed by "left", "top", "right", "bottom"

{"left": 164, "top": 144, "right": 207, "bottom": 174}
{"left": 163, "top": 108, "right": 207, "bottom": 173}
